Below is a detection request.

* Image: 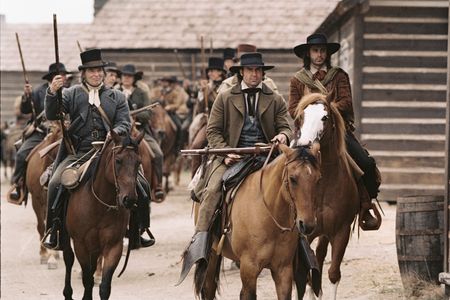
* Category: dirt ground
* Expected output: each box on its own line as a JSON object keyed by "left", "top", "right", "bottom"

{"left": 0, "top": 168, "right": 444, "bottom": 299}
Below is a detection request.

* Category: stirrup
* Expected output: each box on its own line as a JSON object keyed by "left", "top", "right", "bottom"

{"left": 6, "top": 184, "right": 25, "bottom": 205}
{"left": 41, "top": 229, "right": 61, "bottom": 250}
{"left": 359, "top": 202, "right": 382, "bottom": 231}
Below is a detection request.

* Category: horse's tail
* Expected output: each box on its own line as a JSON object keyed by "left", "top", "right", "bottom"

{"left": 194, "top": 251, "right": 222, "bottom": 300}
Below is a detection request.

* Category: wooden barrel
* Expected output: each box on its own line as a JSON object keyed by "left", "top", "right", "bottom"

{"left": 396, "top": 195, "right": 444, "bottom": 288}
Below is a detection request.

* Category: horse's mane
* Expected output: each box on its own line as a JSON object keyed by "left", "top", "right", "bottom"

{"left": 292, "top": 146, "right": 319, "bottom": 167}
{"left": 294, "top": 93, "right": 347, "bottom": 158}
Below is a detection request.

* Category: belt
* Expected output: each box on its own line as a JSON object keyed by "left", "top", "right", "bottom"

{"left": 91, "top": 129, "right": 106, "bottom": 140}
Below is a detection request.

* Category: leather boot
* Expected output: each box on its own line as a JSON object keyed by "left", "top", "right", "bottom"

{"left": 176, "top": 231, "right": 209, "bottom": 285}
{"left": 42, "top": 223, "right": 62, "bottom": 250}
{"left": 358, "top": 181, "right": 381, "bottom": 231}
{"left": 140, "top": 228, "right": 156, "bottom": 248}
{"left": 7, "top": 182, "right": 24, "bottom": 205}
{"left": 153, "top": 185, "right": 165, "bottom": 203}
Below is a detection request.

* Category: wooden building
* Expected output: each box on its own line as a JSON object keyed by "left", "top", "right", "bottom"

{"left": 316, "top": 0, "right": 449, "bottom": 201}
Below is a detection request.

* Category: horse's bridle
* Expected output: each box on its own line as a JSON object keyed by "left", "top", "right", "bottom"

{"left": 91, "top": 145, "right": 135, "bottom": 211}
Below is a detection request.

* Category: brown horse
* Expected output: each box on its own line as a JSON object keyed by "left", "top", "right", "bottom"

{"left": 61, "top": 131, "right": 144, "bottom": 300}
{"left": 148, "top": 103, "right": 179, "bottom": 192}
{"left": 197, "top": 143, "right": 321, "bottom": 299}
{"left": 292, "top": 93, "right": 360, "bottom": 299}
{"left": 188, "top": 114, "right": 208, "bottom": 177}
{"left": 25, "top": 122, "right": 61, "bottom": 268}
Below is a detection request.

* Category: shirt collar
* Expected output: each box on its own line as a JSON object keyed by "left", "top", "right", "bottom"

{"left": 241, "top": 80, "right": 263, "bottom": 91}
{"left": 310, "top": 64, "right": 328, "bottom": 75}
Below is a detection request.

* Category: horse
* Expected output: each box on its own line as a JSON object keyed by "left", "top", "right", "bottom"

{"left": 1, "top": 121, "right": 22, "bottom": 180}
{"left": 25, "top": 122, "right": 61, "bottom": 268}
{"left": 195, "top": 143, "right": 322, "bottom": 300}
{"left": 148, "top": 103, "right": 179, "bottom": 192}
{"left": 188, "top": 113, "right": 208, "bottom": 177}
{"left": 61, "top": 130, "right": 144, "bottom": 300}
{"left": 291, "top": 93, "right": 361, "bottom": 299}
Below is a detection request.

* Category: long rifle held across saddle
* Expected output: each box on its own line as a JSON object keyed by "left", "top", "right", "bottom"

{"left": 53, "top": 14, "right": 75, "bottom": 155}
{"left": 180, "top": 145, "right": 273, "bottom": 156}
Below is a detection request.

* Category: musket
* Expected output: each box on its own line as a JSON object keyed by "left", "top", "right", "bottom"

{"left": 130, "top": 102, "right": 160, "bottom": 116}
{"left": 77, "top": 40, "right": 83, "bottom": 53}
{"left": 173, "top": 49, "right": 187, "bottom": 80}
{"left": 180, "top": 145, "right": 273, "bottom": 156}
{"left": 15, "top": 33, "right": 29, "bottom": 84}
{"left": 200, "top": 35, "right": 206, "bottom": 79}
{"left": 53, "top": 14, "right": 75, "bottom": 155}
{"left": 209, "top": 37, "right": 213, "bottom": 55}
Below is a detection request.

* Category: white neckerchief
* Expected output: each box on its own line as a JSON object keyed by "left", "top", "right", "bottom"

{"left": 122, "top": 86, "right": 134, "bottom": 100}
{"left": 241, "top": 81, "right": 263, "bottom": 114}
{"left": 85, "top": 82, "right": 103, "bottom": 107}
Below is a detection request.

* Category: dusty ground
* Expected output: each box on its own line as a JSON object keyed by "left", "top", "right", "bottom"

{"left": 0, "top": 168, "right": 443, "bottom": 299}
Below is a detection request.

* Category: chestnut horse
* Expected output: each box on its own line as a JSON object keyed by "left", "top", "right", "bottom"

{"left": 292, "top": 93, "right": 360, "bottom": 299}
{"left": 148, "top": 103, "right": 179, "bottom": 192}
{"left": 197, "top": 143, "right": 321, "bottom": 299}
{"left": 61, "top": 131, "right": 144, "bottom": 300}
{"left": 26, "top": 122, "right": 61, "bottom": 268}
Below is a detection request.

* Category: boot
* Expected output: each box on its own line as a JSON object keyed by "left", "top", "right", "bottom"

{"left": 42, "top": 222, "right": 62, "bottom": 250}
{"left": 7, "top": 182, "right": 24, "bottom": 205}
{"left": 153, "top": 185, "right": 165, "bottom": 203}
{"left": 140, "top": 228, "right": 156, "bottom": 248}
{"left": 358, "top": 181, "right": 382, "bottom": 231}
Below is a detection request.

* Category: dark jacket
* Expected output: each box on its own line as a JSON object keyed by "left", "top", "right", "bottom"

{"left": 21, "top": 83, "right": 48, "bottom": 120}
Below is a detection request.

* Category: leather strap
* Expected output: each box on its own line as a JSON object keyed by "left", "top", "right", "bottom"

{"left": 97, "top": 105, "right": 112, "bottom": 128}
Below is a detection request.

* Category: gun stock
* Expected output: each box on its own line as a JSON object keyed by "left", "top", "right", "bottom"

{"left": 130, "top": 102, "right": 160, "bottom": 116}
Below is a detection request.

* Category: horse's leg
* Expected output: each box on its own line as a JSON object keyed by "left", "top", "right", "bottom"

{"left": 271, "top": 265, "right": 293, "bottom": 300}
{"left": 239, "top": 258, "right": 262, "bottom": 300}
{"left": 63, "top": 244, "right": 75, "bottom": 300}
{"left": 99, "top": 243, "right": 122, "bottom": 300}
{"left": 32, "top": 192, "right": 49, "bottom": 265}
{"left": 327, "top": 227, "right": 350, "bottom": 300}
{"left": 95, "top": 256, "right": 103, "bottom": 284}
{"left": 74, "top": 244, "right": 97, "bottom": 300}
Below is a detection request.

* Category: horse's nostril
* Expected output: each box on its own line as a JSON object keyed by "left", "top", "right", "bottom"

{"left": 298, "top": 220, "right": 315, "bottom": 235}
{"left": 122, "top": 196, "right": 133, "bottom": 209}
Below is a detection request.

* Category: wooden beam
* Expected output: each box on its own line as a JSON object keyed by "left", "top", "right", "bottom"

{"left": 444, "top": 0, "right": 450, "bottom": 274}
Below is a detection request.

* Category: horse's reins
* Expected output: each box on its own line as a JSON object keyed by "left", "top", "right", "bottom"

{"left": 258, "top": 142, "right": 297, "bottom": 232}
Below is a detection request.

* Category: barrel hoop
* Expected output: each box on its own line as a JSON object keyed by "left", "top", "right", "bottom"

{"left": 397, "top": 196, "right": 445, "bottom": 204}
{"left": 397, "top": 255, "right": 443, "bottom": 261}
{"left": 396, "top": 229, "right": 443, "bottom": 235}
{"left": 397, "top": 205, "right": 444, "bottom": 213}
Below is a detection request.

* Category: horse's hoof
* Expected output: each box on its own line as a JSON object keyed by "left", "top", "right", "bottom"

{"left": 94, "top": 275, "right": 101, "bottom": 285}
{"left": 40, "top": 256, "right": 48, "bottom": 265}
{"left": 47, "top": 256, "right": 58, "bottom": 270}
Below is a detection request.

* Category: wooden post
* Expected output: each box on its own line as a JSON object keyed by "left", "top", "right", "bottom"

{"left": 444, "top": 0, "right": 450, "bottom": 274}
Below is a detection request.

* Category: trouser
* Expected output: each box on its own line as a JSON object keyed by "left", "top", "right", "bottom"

{"left": 345, "top": 132, "right": 379, "bottom": 199}
{"left": 195, "top": 163, "right": 227, "bottom": 232}
{"left": 12, "top": 131, "right": 46, "bottom": 184}
{"left": 168, "top": 112, "right": 187, "bottom": 152}
{"left": 144, "top": 134, "right": 163, "bottom": 183}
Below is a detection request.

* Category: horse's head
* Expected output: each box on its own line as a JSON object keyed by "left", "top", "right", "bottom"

{"left": 107, "top": 130, "right": 144, "bottom": 209}
{"left": 148, "top": 103, "right": 166, "bottom": 144}
{"left": 279, "top": 142, "right": 321, "bottom": 235}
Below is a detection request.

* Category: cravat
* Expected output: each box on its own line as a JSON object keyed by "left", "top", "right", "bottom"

{"left": 86, "top": 82, "right": 103, "bottom": 107}
{"left": 313, "top": 70, "right": 327, "bottom": 81}
{"left": 243, "top": 87, "right": 261, "bottom": 117}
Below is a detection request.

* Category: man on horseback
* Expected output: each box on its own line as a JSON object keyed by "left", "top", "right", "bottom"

{"left": 288, "top": 33, "right": 381, "bottom": 231}
{"left": 8, "top": 62, "right": 71, "bottom": 203}
{"left": 104, "top": 62, "right": 121, "bottom": 88}
{"left": 43, "top": 49, "right": 155, "bottom": 250}
{"left": 118, "top": 64, "right": 165, "bottom": 201}
{"left": 179, "top": 52, "right": 292, "bottom": 282}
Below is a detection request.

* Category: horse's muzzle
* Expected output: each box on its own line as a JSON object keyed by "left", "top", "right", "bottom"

{"left": 297, "top": 219, "right": 316, "bottom": 235}
{"left": 120, "top": 195, "right": 136, "bottom": 209}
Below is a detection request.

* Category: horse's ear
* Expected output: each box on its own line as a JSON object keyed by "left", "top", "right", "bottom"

{"left": 110, "top": 130, "right": 121, "bottom": 144}
{"left": 135, "top": 130, "right": 145, "bottom": 145}
{"left": 278, "top": 143, "right": 292, "bottom": 156}
{"left": 310, "top": 140, "right": 321, "bottom": 165}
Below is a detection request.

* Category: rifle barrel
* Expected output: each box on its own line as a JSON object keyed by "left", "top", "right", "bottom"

{"left": 180, "top": 146, "right": 273, "bottom": 156}
{"left": 15, "top": 33, "right": 29, "bottom": 84}
{"left": 130, "top": 102, "right": 160, "bottom": 116}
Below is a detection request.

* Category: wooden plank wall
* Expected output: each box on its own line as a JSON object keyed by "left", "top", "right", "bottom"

{"left": 361, "top": 0, "right": 448, "bottom": 200}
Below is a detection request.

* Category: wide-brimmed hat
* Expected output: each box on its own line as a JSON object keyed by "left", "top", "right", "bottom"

{"left": 293, "top": 33, "right": 340, "bottom": 58}
{"left": 105, "top": 62, "right": 122, "bottom": 76}
{"left": 42, "top": 62, "right": 71, "bottom": 80}
{"left": 223, "top": 48, "right": 235, "bottom": 60}
{"left": 206, "top": 57, "right": 226, "bottom": 73}
{"left": 229, "top": 52, "right": 274, "bottom": 74}
{"left": 78, "top": 48, "right": 108, "bottom": 70}
{"left": 160, "top": 75, "right": 177, "bottom": 83}
{"left": 121, "top": 64, "right": 144, "bottom": 80}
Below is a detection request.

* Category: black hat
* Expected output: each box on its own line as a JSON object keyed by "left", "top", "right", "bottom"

{"left": 293, "top": 33, "right": 340, "bottom": 58}
{"left": 121, "top": 64, "right": 144, "bottom": 80}
{"left": 42, "top": 62, "right": 71, "bottom": 80}
{"left": 105, "top": 62, "right": 122, "bottom": 76}
{"left": 160, "top": 75, "right": 177, "bottom": 83}
{"left": 78, "top": 48, "right": 108, "bottom": 70}
{"left": 223, "top": 48, "right": 235, "bottom": 60}
{"left": 206, "top": 57, "right": 226, "bottom": 73}
{"left": 229, "top": 52, "right": 274, "bottom": 74}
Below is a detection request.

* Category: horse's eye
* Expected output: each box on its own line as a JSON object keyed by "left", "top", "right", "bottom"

{"left": 321, "top": 115, "right": 329, "bottom": 121}
{"left": 116, "top": 159, "right": 123, "bottom": 165}
{"left": 289, "top": 175, "right": 298, "bottom": 185}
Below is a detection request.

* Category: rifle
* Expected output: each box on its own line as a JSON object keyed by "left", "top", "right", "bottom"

{"left": 76, "top": 40, "right": 83, "bottom": 53}
{"left": 200, "top": 35, "right": 206, "bottom": 79}
{"left": 180, "top": 145, "right": 273, "bottom": 156}
{"left": 53, "top": 14, "right": 75, "bottom": 155}
{"left": 173, "top": 49, "right": 187, "bottom": 80}
{"left": 130, "top": 102, "right": 160, "bottom": 116}
{"left": 209, "top": 37, "right": 213, "bottom": 55}
{"left": 15, "top": 33, "right": 29, "bottom": 84}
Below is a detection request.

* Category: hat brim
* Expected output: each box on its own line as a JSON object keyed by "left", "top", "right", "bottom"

{"left": 42, "top": 71, "right": 72, "bottom": 81}
{"left": 229, "top": 65, "right": 274, "bottom": 74}
{"left": 293, "top": 43, "right": 340, "bottom": 58}
{"left": 105, "top": 68, "right": 122, "bottom": 76}
{"left": 206, "top": 67, "right": 227, "bottom": 74}
{"left": 78, "top": 61, "right": 108, "bottom": 71}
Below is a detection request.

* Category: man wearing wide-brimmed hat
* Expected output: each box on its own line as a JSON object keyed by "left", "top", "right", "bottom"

{"left": 42, "top": 49, "right": 155, "bottom": 250}
{"left": 104, "top": 61, "right": 122, "bottom": 88}
{"left": 7, "top": 62, "right": 71, "bottom": 204}
{"left": 118, "top": 64, "right": 165, "bottom": 201}
{"left": 222, "top": 47, "right": 236, "bottom": 77}
{"left": 217, "top": 44, "right": 279, "bottom": 94}
{"left": 178, "top": 52, "right": 292, "bottom": 284}
{"left": 289, "top": 33, "right": 381, "bottom": 231}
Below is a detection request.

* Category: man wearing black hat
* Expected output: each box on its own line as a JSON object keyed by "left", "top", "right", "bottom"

{"left": 289, "top": 33, "right": 381, "bottom": 231}
{"left": 195, "top": 57, "right": 226, "bottom": 115}
{"left": 8, "top": 62, "right": 71, "bottom": 203}
{"left": 104, "top": 62, "right": 121, "bottom": 88}
{"left": 223, "top": 47, "right": 236, "bottom": 77}
{"left": 178, "top": 52, "right": 292, "bottom": 284}
{"left": 119, "top": 64, "right": 165, "bottom": 201}
{"left": 42, "top": 49, "right": 155, "bottom": 250}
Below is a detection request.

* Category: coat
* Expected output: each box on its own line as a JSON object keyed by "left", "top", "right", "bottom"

{"left": 288, "top": 67, "right": 354, "bottom": 127}
{"left": 207, "top": 82, "right": 292, "bottom": 151}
